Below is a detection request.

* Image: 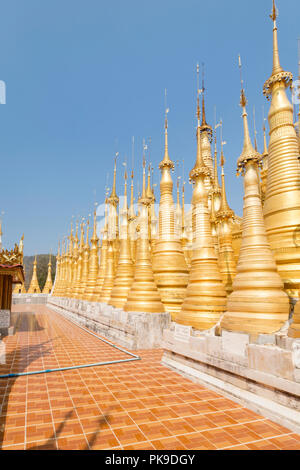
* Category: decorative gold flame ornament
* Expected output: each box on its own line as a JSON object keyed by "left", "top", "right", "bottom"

{"left": 152, "top": 105, "right": 188, "bottom": 319}
{"left": 263, "top": 0, "right": 300, "bottom": 299}
{"left": 124, "top": 156, "right": 164, "bottom": 313}
{"left": 220, "top": 68, "right": 290, "bottom": 334}
{"left": 42, "top": 253, "right": 53, "bottom": 294}
{"left": 27, "top": 255, "right": 41, "bottom": 294}
{"left": 109, "top": 169, "right": 134, "bottom": 308}
{"left": 176, "top": 79, "right": 227, "bottom": 330}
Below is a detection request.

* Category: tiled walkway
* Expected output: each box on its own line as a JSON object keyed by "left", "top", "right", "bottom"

{"left": 0, "top": 304, "right": 299, "bottom": 450}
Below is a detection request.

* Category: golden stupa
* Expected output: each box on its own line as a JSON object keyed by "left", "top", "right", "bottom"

{"left": 152, "top": 105, "right": 188, "bottom": 319}
{"left": 215, "top": 145, "right": 236, "bottom": 295}
{"left": 262, "top": 0, "right": 300, "bottom": 299}
{"left": 72, "top": 222, "right": 85, "bottom": 299}
{"left": 95, "top": 198, "right": 109, "bottom": 299}
{"left": 27, "top": 255, "right": 41, "bottom": 294}
{"left": 79, "top": 220, "right": 90, "bottom": 299}
{"left": 220, "top": 61, "right": 290, "bottom": 335}
{"left": 176, "top": 72, "right": 227, "bottom": 330}
{"left": 109, "top": 170, "right": 134, "bottom": 308}
{"left": 124, "top": 155, "right": 164, "bottom": 313}
{"left": 42, "top": 254, "right": 53, "bottom": 294}
{"left": 83, "top": 211, "right": 99, "bottom": 301}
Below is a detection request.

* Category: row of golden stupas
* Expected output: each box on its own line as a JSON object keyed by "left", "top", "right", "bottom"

{"left": 13, "top": 255, "right": 53, "bottom": 294}
{"left": 51, "top": 1, "right": 300, "bottom": 338}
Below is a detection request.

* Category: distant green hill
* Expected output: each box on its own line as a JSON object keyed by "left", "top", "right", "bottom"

{"left": 24, "top": 255, "right": 56, "bottom": 291}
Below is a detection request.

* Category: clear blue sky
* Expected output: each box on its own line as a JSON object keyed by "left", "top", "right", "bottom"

{"left": 1, "top": 0, "right": 299, "bottom": 255}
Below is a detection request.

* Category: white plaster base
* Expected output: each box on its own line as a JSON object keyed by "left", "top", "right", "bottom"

{"left": 162, "top": 351, "right": 300, "bottom": 434}
{"left": 12, "top": 294, "right": 49, "bottom": 304}
{"left": 48, "top": 296, "right": 170, "bottom": 350}
{"left": 162, "top": 328, "right": 300, "bottom": 433}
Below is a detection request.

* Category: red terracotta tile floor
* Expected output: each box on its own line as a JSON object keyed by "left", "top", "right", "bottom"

{"left": 0, "top": 303, "right": 299, "bottom": 450}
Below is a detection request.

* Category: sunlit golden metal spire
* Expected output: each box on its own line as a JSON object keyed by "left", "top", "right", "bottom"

{"left": 73, "top": 220, "right": 85, "bottom": 298}
{"left": 262, "top": 1, "right": 300, "bottom": 306}
{"left": 152, "top": 99, "right": 188, "bottom": 318}
{"left": 42, "top": 252, "right": 53, "bottom": 294}
{"left": 27, "top": 255, "right": 41, "bottom": 294}
{"left": 79, "top": 218, "right": 90, "bottom": 298}
{"left": 176, "top": 66, "right": 226, "bottom": 330}
{"left": 109, "top": 168, "right": 134, "bottom": 308}
{"left": 216, "top": 146, "right": 236, "bottom": 294}
{"left": 124, "top": 146, "right": 164, "bottom": 313}
{"left": 221, "top": 57, "right": 289, "bottom": 334}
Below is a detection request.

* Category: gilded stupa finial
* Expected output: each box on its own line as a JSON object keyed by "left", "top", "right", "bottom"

{"left": 91, "top": 207, "right": 98, "bottom": 241}
{"left": 190, "top": 64, "right": 210, "bottom": 181}
{"left": 237, "top": 55, "right": 261, "bottom": 173}
{"left": 139, "top": 141, "right": 147, "bottom": 202}
{"left": 196, "top": 63, "right": 201, "bottom": 127}
{"left": 200, "top": 63, "right": 213, "bottom": 141}
{"left": 253, "top": 106, "right": 258, "bottom": 152}
{"left": 85, "top": 218, "right": 90, "bottom": 246}
{"left": 108, "top": 153, "right": 119, "bottom": 207}
{"left": 263, "top": 0, "right": 293, "bottom": 98}
{"left": 213, "top": 125, "right": 221, "bottom": 193}
{"left": 159, "top": 90, "right": 174, "bottom": 171}
{"left": 128, "top": 169, "right": 136, "bottom": 220}
{"left": 123, "top": 165, "right": 128, "bottom": 210}
{"left": 79, "top": 220, "right": 85, "bottom": 249}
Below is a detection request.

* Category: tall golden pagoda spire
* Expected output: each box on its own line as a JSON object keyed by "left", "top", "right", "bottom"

{"left": 27, "top": 255, "right": 41, "bottom": 294}
{"left": 0, "top": 220, "right": 2, "bottom": 251}
{"left": 56, "top": 239, "right": 63, "bottom": 296}
{"left": 109, "top": 168, "right": 134, "bottom": 308}
{"left": 175, "top": 177, "right": 182, "bottom": 240}
{"left": 221, "top": 57, "right": 289, "bottom": 334}
{"left": 95, "top": 195, "right": 109, "bottom": 300}
{"left": 263, "top": 0, "right": 300, "bottom": 301}
{"left": 199, "top": 64, "right": 214, "bottom": 183}
{"left": 296, "top": 37, "right": 300, "bottom": 153}
{"left": 60, "top": 238, "right": 67, "bottom": 297}
{"left": 181, "top": 181, "right": 190, "bottom": 269}
{"left": 107, "top": 155, "right": 120, "bottom": 269}
{"left": 69, "top": 221, "right": 79, "bottom": 297}
{"left": 42, "top": 253, "right": 53, "bottom": 294}
{"left": 99, "top": 189, "right": 116, "bottom": 303}
{"left": 260, "top": 119, "right": 269, "bottom": 203}
{"left": 128, "top": 169, "right": 137, "bottom": 263}
{"left": 83, "top": 209, "right": 99, "bottom": 301}
{"left": 152, "top": 97, "right": 188, "bottom": 319}
{"left": 65, "top": 222, "right": 73, "bottom": 297}
{"left": 124, "top": 150, "right": 164, "bottom": 313}
{"left": 211, "top": 127, "right": 222, "bottom": 211}
{"left": 176, "top": 67, "right": 226, "bottom": 330}
{"left": 52, "top": 242, "right": 60, "bottom": 296}
{"left": 79, "top": 219, "right": 90, "bottom": 298}
{"left": 215, "top": 148, "right": 236, "bottom": 294}
{"left": 73, "top": 221, "right": 85, "bottom": 298}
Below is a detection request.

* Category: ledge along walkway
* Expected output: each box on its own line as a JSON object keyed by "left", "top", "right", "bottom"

{"left": 0, "top": 303, "right": 299, "bottom": 450}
